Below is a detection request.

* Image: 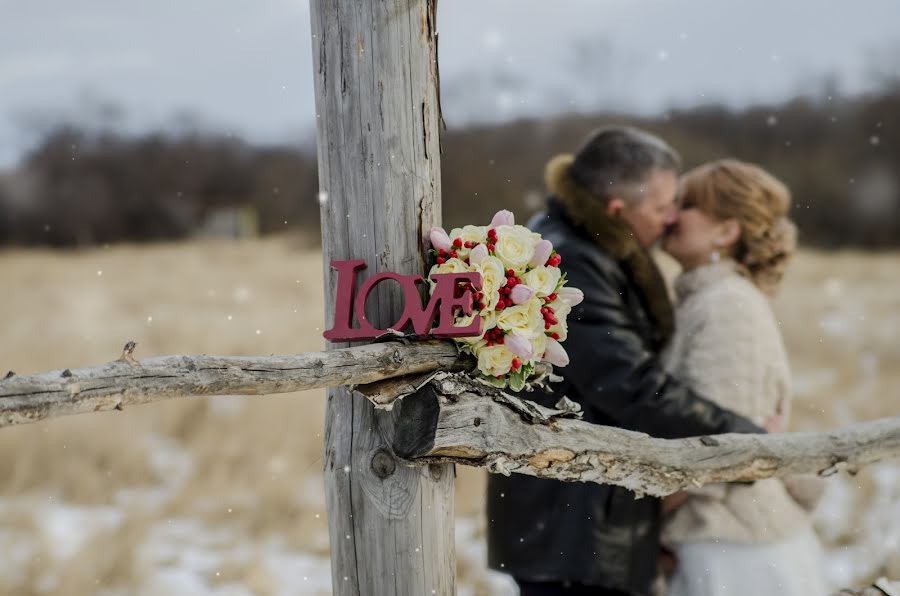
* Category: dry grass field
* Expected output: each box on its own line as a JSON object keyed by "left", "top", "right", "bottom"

{"left": 1, "top": 235, "right": 898, "bottom": 595}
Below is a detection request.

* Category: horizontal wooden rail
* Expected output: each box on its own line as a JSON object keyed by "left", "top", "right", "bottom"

{"left": 393, "top": 375, "right": 900, "bottom": 497}
{"left": 4, "top": 341, "right": 899, "bottom": 498}
{"left": 0, "top": 340, "right": 468, "bottom": 427}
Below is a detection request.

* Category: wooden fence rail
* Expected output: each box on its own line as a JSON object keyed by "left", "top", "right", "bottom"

{"left": 0, "top": 340, "right": 466, "bottom": 427}
{"left": 3, "top": 341, "right": 899, "bottom": 499}
{"left": 392, "top": 375, "right": 900, "bottom": 498}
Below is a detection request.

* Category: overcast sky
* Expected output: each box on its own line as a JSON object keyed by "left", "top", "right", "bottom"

{"left": 1, "top": 0, "right": 899, "bottom": 166}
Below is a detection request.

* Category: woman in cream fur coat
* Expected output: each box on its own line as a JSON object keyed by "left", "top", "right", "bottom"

{"left": 660, "top": 159, "right": 826, "bottom": 596}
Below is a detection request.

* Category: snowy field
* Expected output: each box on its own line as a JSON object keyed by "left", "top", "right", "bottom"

{"left": 0, "top": 236, "right": 897, "bottom": 595}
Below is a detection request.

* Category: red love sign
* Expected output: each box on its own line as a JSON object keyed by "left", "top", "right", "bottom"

{"left": 323, "top": 260, "right": 484, "bottom": 341}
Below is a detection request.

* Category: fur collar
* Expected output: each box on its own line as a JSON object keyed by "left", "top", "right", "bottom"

{"left": 544, "top": 154, "right": 674, "bottom": 346}
{"left": 674, "top": 260, "right": 741, "bottom": 302}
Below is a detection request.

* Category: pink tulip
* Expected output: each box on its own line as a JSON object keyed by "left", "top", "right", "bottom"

{"left": 510, "top": 284, "right": 535, "bottom": 305}
{"left": 490, "top": 209, "right": 515, "bottom": 227}
{"left": 469, "top": 243, "right": 489, "bottom": 265}
{"left": 542, "top": 338, "right": 570, "bottom": 367}
{"left": 429, "top": 226, "right": 452, "bottom": 251}
{"left": 505, "top": 333, "right": 535, "bottom": 360}
{"left": 557, "top": 287, "right": 584, "bottom": 307}
{"left": 529, "top": 239, "right": 553, "bottom": 268}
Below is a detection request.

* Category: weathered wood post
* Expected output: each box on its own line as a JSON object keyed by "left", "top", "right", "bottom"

{"left": 309, "top": 1, "right": 452, "bottom": 594}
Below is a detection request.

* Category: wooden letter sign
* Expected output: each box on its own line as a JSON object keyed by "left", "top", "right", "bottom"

{"left": 323, "top": 259, "right": 483, "bottom": 341}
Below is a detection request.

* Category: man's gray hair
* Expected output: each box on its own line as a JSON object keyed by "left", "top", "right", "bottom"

{"left": 569, "top": 126, "right": 681, "bottom": 204}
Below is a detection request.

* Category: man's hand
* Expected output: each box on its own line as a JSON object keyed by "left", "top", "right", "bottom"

{"left": 658, "top": 545, "right": 678, "bottom": 577}
{"left": 763, "top": 413, "right": 785, "bottom": 433}
{"left": 661, "top": 490, "right": 689, "bottom": 515}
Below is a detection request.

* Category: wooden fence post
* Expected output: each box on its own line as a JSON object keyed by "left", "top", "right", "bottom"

{"left": 309, "top": 1, "right": 452, "bottom": 594}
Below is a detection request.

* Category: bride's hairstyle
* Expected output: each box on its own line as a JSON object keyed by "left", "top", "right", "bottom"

{"left": 680, "top": 159, "right": 797, "bottom": 295}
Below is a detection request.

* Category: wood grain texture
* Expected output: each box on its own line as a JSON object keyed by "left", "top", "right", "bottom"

{"left": 0, "top": 340, "right": 464, "bottom": 428}
{"left": 393, "top": 377, "right": 900, "bottom": 498}
{"left": 310, "top": 1, "right": 452, "bottom": 594}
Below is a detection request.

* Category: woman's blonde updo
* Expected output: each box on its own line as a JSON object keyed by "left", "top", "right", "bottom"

{"left": 680, "top": 159, "right": 797, "bottom": 294}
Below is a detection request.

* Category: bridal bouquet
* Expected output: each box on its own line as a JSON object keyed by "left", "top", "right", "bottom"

{"left": 428, "top": 210, "right": 582, "bottom": 390}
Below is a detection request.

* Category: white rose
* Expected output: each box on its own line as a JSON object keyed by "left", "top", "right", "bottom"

{"left": 475, "top": 256, "right": 505, "bottom": 310}
{"left": 449, "top": 225, "right": 488, "bottom": 258}
{"left": 450, "top": 225, "right": 488, "bottom": 245}
{"left": 480, "top": 308, "right": 500, "bottom": 331}
{"left": 493, "top": 225, "right": 536, "bottom": 273}
{"left": 453, "top": 312, "right": 487, "bottom": 344}
{"left": 497, "top": 301, "right": 544, "bottom": 339}
{"left": 428, "top": 257, "right": 472, "bottom": 290}
{"left": 524, "top": 266, "right": 562, "bottom": 297}
{"left": 475, "top": 344, "right": 516, "bottom": 377}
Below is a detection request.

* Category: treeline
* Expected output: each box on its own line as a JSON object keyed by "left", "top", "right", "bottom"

{"left": 2, "top": 85, "right": 898, "bottom": 248}
{"left": 0, "top": 128, "right": 319, "bottom": 246}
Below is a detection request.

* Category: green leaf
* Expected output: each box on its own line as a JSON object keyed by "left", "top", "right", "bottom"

{"left": 508, "top": 367, "right": 527, "bottom": 392}
{"left": 480, "top": 374, "right": 507, "bottom": 389}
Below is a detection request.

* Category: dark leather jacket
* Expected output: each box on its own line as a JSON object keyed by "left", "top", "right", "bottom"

{"left": 486, "top": 199, "right": 763, "bottom": 595}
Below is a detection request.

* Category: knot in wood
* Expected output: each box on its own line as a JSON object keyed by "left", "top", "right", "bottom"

{"left": 428, "top": 463, "right": 443, "bottom": 481}
{"left": 371, "top": 448, "right": 396, "bottom": 479}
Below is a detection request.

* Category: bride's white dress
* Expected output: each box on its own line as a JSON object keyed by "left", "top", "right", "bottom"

{"left": 667, "top": 527, "right": 826, "bottom": 596}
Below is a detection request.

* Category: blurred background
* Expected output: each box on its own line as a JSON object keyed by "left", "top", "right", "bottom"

{"left": 1, "top": 1, "right": 898, "bottom": 594}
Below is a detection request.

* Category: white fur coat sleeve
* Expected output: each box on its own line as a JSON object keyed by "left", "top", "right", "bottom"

{"left": 662, "top": 266, "right": 820, "bottom": 545}
{"left": 664, "top": 267, "right": 791, "bottom": 499}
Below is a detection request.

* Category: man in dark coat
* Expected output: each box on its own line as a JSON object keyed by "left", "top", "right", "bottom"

{"left": 486, "top": 127, "right": 765, "bottom": 596}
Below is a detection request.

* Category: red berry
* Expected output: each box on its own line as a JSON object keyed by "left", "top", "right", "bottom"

{"left": 548, "top": 293, "right": 558, "bottom": 302}
{"left": 551, "top": 332, "right": 560, "bottom": 340}
{"left": 436, "top": 256, "right": 446, "bottom": 264}
{"left": 450, "top": 251, "right": 458, "bottom": 258}
{"left": 544, "top": 321, "right": 551, "bottom": 329}
{"left": 495, "top": 303, "right": 504, "bottom": 311}
{"left": 505, "top": 269, "right": 514, "bottom": 277}
{"left": 452, "top": 238, "right": 462, "bottom": 248}
{"left": 497, "top": 336, "right": 505, "bottom": 344}
{"left": 507, "top": 276, "right": 517, "bottom": 286}
{"left": 504, "top": 297, "right": 513, "bottom": 307}
{"left": 487, "top": 244, "right": 496, "bottom": 252}
{"left": 511, "top": 358, "right": 521, "bottom": 370}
